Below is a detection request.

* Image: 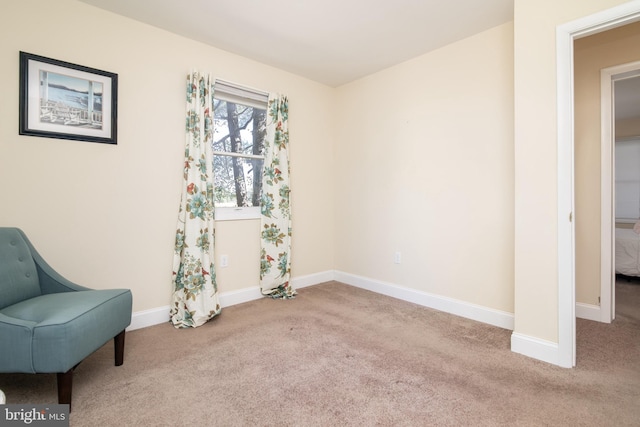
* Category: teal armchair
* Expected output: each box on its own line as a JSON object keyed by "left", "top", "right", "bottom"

{"left": 0, "top": 227, "right": 132, "bottom": 410}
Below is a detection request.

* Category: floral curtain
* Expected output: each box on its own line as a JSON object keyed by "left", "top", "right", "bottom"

{"left": 170, "top": 72, "right": 221, "bottom": 328}
{"left": 259, "top": 95, "right": 296, "bottom": 299}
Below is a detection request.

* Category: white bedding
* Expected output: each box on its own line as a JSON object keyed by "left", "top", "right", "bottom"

{"left": 615, "top": 227, "right": 640, "bottom": 276}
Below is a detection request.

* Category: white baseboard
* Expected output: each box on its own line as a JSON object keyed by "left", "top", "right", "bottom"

{"left": 292, "top": 270, "right": 335, "bottom": 288}
{"left": 127, "top": 270, "right": 334, "bottom": 331}
{"left": 218, "top": 286, "right": 263, "bottom": 307}
{"left": 128, "top": 271, "right": 514, "bottom": 332}
{"left": 575, "top": 302, "right": 601, "bottom": 322}
{"left": 334, "top": 271, "right": 514, "bottom": 330}
{"left": 128, "top": 305, "right": 170, "bottom": 331}
{"left": 510, "top": 332, "right": 567, "bottom": 367}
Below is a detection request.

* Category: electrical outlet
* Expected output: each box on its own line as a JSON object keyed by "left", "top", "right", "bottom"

{"left": 220, "top": 254, "right": 229, "bottom": 268}
{"left": 394, "top": 251, "right": 402, "bottom": 264}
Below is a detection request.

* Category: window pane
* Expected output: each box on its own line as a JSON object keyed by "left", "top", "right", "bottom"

{"left": 615, "top": 139, "right": 640, "bottom": 219}
{"left": 212, "top": 97, "right": 267, "bottom": 209}
{"left": 214, "top": 156, "right": 264, "bottom": 207}
{"left": 213, "top": 100, "right": 266, "bottom": 156}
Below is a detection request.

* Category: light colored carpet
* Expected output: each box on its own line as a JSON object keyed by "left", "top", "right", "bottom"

{"left": 1, "top": 281, "right": 639, "bottom": 426}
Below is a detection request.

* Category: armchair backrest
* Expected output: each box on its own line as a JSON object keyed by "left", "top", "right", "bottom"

{"left": 0, "top": 228, "right": 41, "bottom": 310}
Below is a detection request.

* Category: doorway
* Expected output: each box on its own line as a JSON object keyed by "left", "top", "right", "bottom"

{"left": 557, "top": 1, "right": 640, "bottom": 368}
{"left": 601, "top": 65, "right": 640, "bottom": 324}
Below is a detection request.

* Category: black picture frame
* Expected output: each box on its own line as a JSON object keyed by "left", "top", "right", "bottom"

{"left": 19, "top": 51, "right": 118, "bottom": 144}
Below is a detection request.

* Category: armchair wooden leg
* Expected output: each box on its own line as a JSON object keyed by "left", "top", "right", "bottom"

{"left": 114, "top": 329, "right": 126, "bottom": 366}
{"left": 57, "top": 370, "right": 73, "bottom": 412}
{"left": 55, "top": 332, "right": 125, "bottom": 413}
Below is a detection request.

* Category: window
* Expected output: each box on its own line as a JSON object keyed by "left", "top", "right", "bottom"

{"left": 212, "top": 81, "right": 269, "bottom": 220}
{"left": 615, "top": 138, "right": 640, "bottom": 221}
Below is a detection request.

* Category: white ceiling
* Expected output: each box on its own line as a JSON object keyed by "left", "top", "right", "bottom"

{"left": 79, "top": 0, "right": 514, "bottom": 87}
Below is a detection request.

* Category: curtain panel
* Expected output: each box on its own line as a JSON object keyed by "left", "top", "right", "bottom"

{"left": 259, "top": 95, "right": 296, "bottom": 299}
{"left": 170, "top": 72, "right": 221, "bottom": 328}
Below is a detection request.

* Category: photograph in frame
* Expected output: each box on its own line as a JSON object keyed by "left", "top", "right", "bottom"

{"left": 19, "top": 51, "right": 118, "bottom": 144}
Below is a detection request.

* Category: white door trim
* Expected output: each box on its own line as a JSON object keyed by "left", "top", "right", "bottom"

{"left": 600, "top": 60, "right": 640, "bottom": 324}
{"left": 557, "top": 0, "right": 640, "bottom": 368}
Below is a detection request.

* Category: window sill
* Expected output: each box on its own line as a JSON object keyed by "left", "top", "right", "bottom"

{"left": 215, "top": 206, "right": 261, "bottom": 221}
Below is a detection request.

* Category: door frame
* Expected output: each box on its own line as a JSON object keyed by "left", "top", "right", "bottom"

{"left": 557, "top": 1, "right": 640, "bottom": 368}
{"left": 601, "top": 61, "right": 640, "bottom": 324}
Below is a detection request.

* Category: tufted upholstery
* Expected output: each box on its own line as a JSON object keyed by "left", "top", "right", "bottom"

{"left": 0, "top": 228, "right": 41, "bottom": 309}
{"left": 0, "top": 227, "right": 132, "bottom": 410}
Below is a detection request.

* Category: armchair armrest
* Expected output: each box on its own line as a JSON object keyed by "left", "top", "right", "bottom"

{"left": 34, "top": 262, "right": 91, "bottom": 294}
{"left": 15, "top": 229, "right": 91, "bottom": 294}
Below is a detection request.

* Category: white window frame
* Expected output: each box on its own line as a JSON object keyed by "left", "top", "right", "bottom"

{"left": 212, "top": 80, "right": 269, "bottom": 221}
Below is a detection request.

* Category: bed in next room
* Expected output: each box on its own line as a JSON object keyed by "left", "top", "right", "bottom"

{"left": 616, "top": 222, "right": 640, "bottom": 278}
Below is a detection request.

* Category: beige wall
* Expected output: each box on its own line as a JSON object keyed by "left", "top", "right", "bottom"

{"left": 0, "top": 0, "right": 335, "bottom": 312}
{"left": 334, "top": 23, "right": 515, "bottom": 313}
{"left": 574, "top": 21, "right": 640, "bottom": 306}
{"left": 513, "top": 0, "right": 629, "bottom": 342}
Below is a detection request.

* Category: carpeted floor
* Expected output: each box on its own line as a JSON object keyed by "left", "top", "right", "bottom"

{"left": 1, "top": 280, "right": 639, "bottom": 426}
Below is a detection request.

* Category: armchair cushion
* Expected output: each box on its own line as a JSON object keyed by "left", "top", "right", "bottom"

{"left": 0, "top": 289, "right": 132, "bottom": 373}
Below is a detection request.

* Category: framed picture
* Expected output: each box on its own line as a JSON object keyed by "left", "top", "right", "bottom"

{"left": 19, "top": 51, "right": 118, "bottom": 144}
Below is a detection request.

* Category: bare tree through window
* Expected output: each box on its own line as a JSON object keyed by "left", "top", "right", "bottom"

{"left": 212, "top": 99, "right": 266, "bottom": 208}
